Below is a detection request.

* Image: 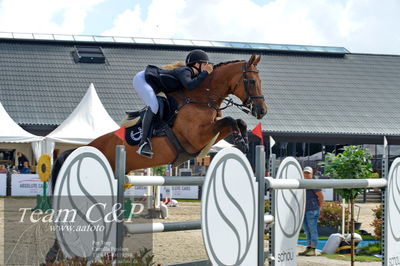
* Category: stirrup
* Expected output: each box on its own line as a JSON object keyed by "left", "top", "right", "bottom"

{"left": 137, "top": 141, "right": 154, "bottom": 158}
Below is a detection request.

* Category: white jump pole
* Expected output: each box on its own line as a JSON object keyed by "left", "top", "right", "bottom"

{"left": 265, "top": 177, "right": 387, "bottom": 189}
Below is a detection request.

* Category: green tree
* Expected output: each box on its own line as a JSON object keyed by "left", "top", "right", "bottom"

{"left": 321, "top": 145, "right": 374, "bottom": 266}
{"left": 152, "top": 165, "right": 167, "bottom": 175}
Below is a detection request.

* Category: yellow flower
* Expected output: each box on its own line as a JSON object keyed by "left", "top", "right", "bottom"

{"left": 37, "top": 154, "right": 51, "bottom": 182}
{"left": 124, "top": 183, "right": 133, "bottom": 191}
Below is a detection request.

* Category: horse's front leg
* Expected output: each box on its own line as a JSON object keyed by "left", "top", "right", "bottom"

{"left": 236, "top": 119, "right": 249, "bottom": 153}
{"left": 212, "top": 117, "right": 248, "bottom": 153}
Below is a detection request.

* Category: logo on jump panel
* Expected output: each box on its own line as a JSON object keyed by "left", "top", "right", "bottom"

{"left": 275, "top": 158, "right": 305, "bottom": 238}
{"left": 202, "top": 147, "right": 258, "bottom": 266}
{"left": 52, "top": 147, "right": 118, "bottom": 260}
{"left": 388, "top": 159, "right": 400, "bottom": 241}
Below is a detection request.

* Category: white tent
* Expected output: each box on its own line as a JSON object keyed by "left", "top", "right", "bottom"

{"left": 0, "top": 102, "right": 43, "bottom": 163}
{"left": 45, "top": 83, "right": 119, "bottom": 155}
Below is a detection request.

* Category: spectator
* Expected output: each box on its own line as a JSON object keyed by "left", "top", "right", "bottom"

{"left": 17, "top": 152, "right": 29, "bottom": 171}
{"left": 20, "top": 161, "right": 31, "bottom": 174}
{"left": 0, "top": 164, "right": 7, "bottom": 173}
{"left": 299, "top": 166, "right": 324, "bottom": 256}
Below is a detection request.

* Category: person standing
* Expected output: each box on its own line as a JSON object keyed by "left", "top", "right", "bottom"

{"left": 299, "top": 166, "right": 324, "bottom": 256}
{"left": 16, "top": 152, "right": 29, "bottom": 171}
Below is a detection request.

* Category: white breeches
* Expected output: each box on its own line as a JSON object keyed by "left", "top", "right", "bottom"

{"left": 132, "top": 70, "right": 159, "bottom": 114}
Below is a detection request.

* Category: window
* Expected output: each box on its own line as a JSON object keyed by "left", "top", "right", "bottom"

{"left": 72, "top": 46, "right": 105, "bottom": 63}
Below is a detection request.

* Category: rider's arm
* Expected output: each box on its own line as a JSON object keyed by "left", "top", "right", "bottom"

{"left": 176, "top": 67, "right": 209, "bottom": 91}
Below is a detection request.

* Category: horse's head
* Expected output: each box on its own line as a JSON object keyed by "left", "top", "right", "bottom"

{"left": 229, "top": 55, "right": 268, "bottom": 119}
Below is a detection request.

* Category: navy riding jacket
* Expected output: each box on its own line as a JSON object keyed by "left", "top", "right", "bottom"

{"left": 144, "top": 65, "right": 209, "bottom": 94}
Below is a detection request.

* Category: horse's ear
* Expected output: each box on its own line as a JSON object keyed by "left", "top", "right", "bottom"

{"left": 247, "top": 54, "right": 256, "bottom": 67}
{"left": 253, "top": 55, "right": 261, "bottom": 66}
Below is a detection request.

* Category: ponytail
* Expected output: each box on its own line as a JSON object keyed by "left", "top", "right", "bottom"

{"left": 162, "top": 61, "right": 185, "bottom": 70}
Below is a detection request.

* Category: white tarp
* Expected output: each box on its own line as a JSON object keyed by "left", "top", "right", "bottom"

{"left": 0, "top": 102, "right": 43, "bottom": 161}
{"left": 209, "top": 139, "right": 233, "bottom": 153}
{"left": 45, "top": 83, "right": 119, "bottom": 147}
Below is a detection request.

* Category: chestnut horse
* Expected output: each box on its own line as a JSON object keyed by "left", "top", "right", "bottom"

{"left": 87, "top": 54, "right": 267, "bottom": 172}
{"left": 45, "top": 54, "right": 267, "bottom": 263}
{"left": 51, "top": 54, "right": 267, "bottom": 188}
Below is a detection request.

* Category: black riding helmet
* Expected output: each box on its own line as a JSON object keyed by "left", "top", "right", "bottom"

{"left": 185, "top": 49, "right": 210, "bottom": 66}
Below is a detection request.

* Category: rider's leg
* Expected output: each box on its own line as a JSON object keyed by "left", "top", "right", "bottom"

{"left": 137, "top": 107, "right": 155, "bottom": 158}
{"left": 133, "top": 71, "right": 159, "bottom": 158}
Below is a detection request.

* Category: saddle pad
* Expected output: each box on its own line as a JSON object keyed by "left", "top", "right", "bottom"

{"left": 125, "top": 124, "right": 143, "bottom": 146}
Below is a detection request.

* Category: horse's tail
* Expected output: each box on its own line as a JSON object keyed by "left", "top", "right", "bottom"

{"left": 51, "top": 149, "right": 76, "bottom": 192}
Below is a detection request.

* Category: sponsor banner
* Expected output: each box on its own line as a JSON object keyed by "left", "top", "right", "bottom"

{"left": 11, "top": 174, "right": 44, "bottom": 196}
{"left": 124, "top": 185, "right": 199, "bottom": 199}
{"left": 0, "top": 174, "right": 6, "bottom": 195}
{"left": 322, "top": 188, "right": 334, "bottom": 201}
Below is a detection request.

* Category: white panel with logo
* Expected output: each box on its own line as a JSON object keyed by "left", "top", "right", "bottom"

{"left": 52, "top": 146, "right": 118, "bottom": 261}
{"left": 385, "top": 157, "right": 400, "bottom": 265}
{"left": 201, "top": 147, "right": 258, "bottom": 266}
{"left": 272, "top": 157, "right": 305, "bottom": 265}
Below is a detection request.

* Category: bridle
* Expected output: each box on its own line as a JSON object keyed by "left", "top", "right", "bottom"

{"left": 178, "top": 60, "right": 264, "bottom": 114}
{"left": 231, "top": 61, "right": 264, "bottom": 105}
{"left": 224, "top": 61, "right": 265, "bottom": 113}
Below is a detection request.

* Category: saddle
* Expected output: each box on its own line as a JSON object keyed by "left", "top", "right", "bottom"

{"left": 122, "top": 95, "right": 177, "bottom": 145}
{"left": 121, "top": 94, "right": 201, "bottom": 167}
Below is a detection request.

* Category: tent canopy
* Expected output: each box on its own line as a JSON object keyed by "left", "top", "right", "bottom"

{"left": 46, "top": 83, "right": 119, "bottom": 145}
{"left": 0, "top": 102, "right": 43, "bottom": 143}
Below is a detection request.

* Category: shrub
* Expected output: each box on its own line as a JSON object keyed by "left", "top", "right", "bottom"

{"left": 371, "top": 205, "right": 383, "bottom": 240}
{"left": 357, "top": 242, "right": 381, "bottom": 255}
{"left": 319, "top": 201, "right": 349, "bottom": 228}
{"left": 264, "top": 200, "right": 270, "bottom": 213}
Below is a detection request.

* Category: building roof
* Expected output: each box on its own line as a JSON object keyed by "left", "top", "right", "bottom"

{"left": 1, "top": 34, "right": 400, "bottom": 144}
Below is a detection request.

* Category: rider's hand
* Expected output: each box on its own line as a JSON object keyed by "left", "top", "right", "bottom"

{"left": 203, "top": 63, "right": 213, "bottom": 74}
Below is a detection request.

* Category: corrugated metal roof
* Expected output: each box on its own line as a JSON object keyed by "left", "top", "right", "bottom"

{"left": 1, "top": 39, "right": 400, "bottom": 139}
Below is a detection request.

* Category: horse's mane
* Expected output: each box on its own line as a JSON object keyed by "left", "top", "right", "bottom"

{"left": 213, "top": 60, "right": 244, "bottom": 70}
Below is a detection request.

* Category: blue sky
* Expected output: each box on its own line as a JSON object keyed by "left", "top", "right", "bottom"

{"left": 1, "top": 0, "right": 399, "bottom": 55}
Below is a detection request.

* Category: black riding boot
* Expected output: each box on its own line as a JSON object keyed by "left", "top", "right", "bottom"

{"left": 137, "top": 108, "right": 155, "bottom": 158}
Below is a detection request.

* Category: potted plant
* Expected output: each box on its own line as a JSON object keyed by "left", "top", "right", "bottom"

{"left": 318, "top": 201, "right": 349, "bottom": 236}
{"left": 321, "top": 145, "right": 374, "bottom": 266}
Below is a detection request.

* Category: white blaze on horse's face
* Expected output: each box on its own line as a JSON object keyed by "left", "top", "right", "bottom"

{"left": 244, "top": 55, "right": 268, "bottom": 119}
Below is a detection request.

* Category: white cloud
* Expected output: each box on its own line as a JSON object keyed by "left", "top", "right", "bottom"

{"left": 103, "top": 0, "right": 400, "bottom": 55}
{"left": 0, "top": 0, "right": 107, "bottom": 34}
{"left": 1, "top": 0, "right": 399, "bottom": 54}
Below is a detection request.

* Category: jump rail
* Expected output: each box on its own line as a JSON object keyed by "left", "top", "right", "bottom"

{"left": 125, "top": 221, "right": 202, "bottom": 234}
{"left": 265, "top": 177, "right": 388, "bottom": 189}
{"left": 52, "top": 144, "right": 400, "bottom": 266}
{"left": 124, "top": 175, "right": 205, "bottom": 186}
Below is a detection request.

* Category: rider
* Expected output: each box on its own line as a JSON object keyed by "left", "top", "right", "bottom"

{"left": 132, "top": 49, "right": 214, "bottom": 158}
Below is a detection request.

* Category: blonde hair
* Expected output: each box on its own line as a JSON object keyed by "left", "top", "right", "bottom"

{"left": 162, "top": 61, "right": 185, "bottom": 70}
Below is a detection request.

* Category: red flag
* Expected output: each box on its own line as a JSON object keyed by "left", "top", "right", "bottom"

{"left": 114, "top": 126, "right": 126, "bottom": 141}
{"left": 251, "top": 122, "right": 264, "bottom": 145}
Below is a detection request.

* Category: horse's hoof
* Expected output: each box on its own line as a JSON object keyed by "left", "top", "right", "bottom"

{"left": 235, "top": 140, "right": 248, "bottom": 154}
